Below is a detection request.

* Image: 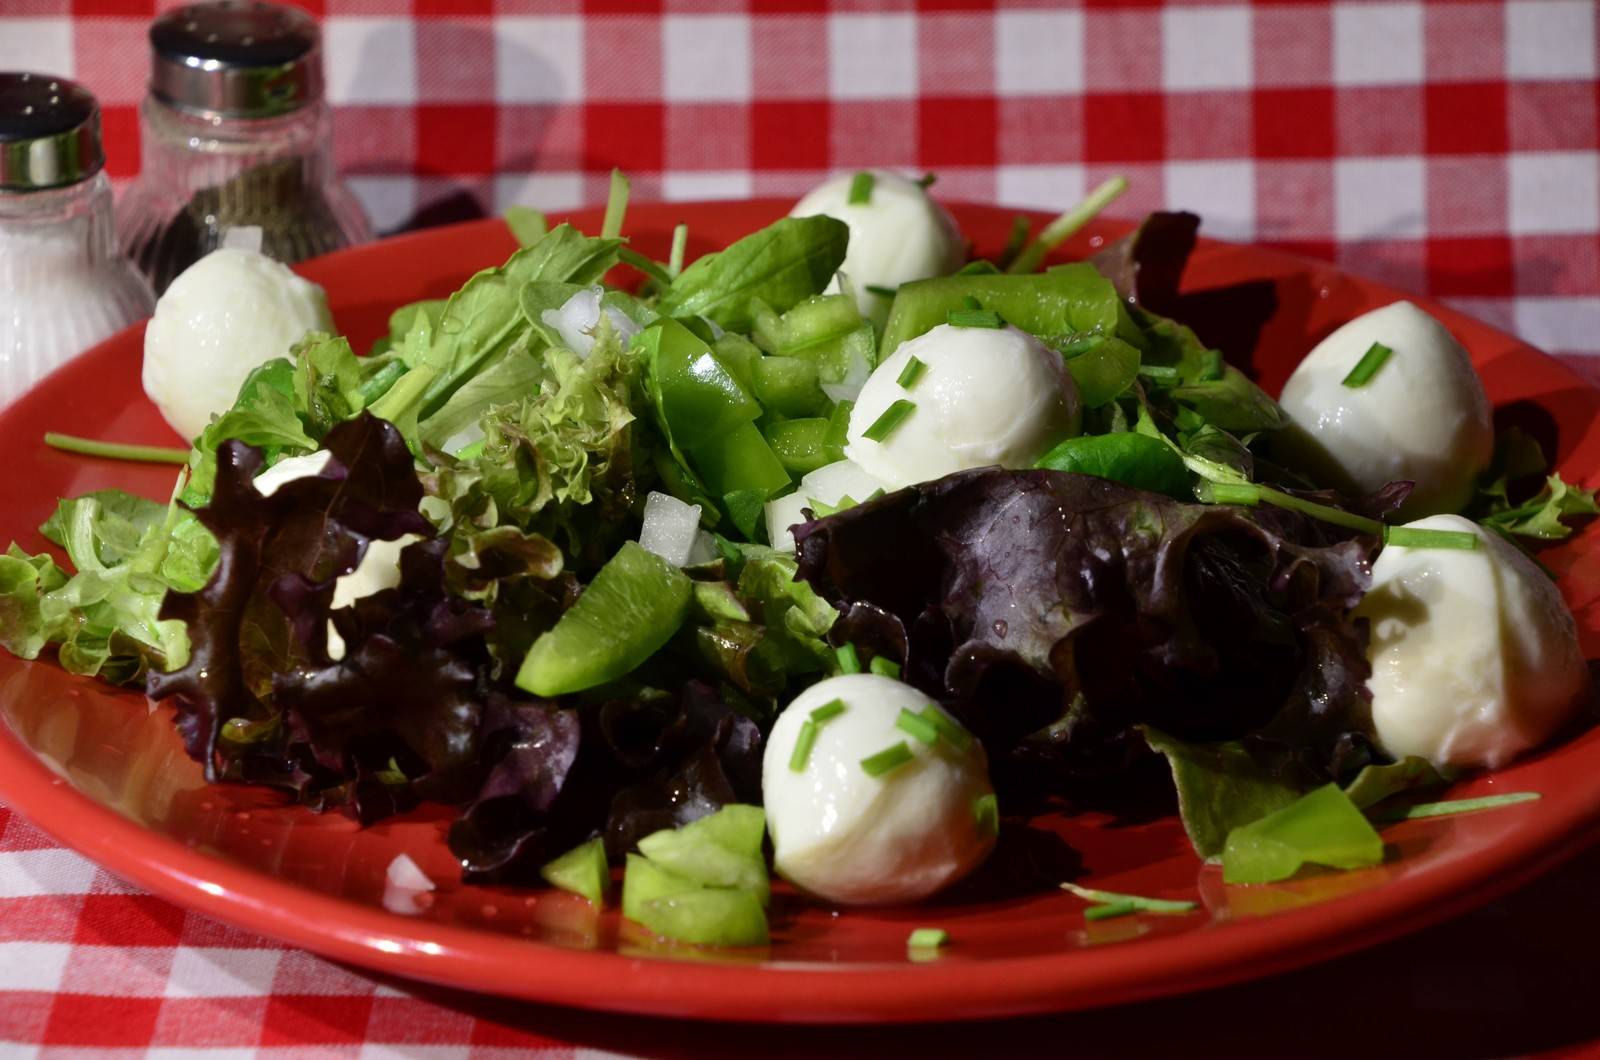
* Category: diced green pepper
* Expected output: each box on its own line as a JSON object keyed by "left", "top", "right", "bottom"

{"left": 637, "top": 318, "right": 762, "bottom": 451}
{"left": 879, "top": 266, "right": 1144, "bottom": 358}
{"left": 621, "top": 852, "right": 703, "bottom": 921}
{"left": 690, "top": 421, "right": 791, "bottom": 498}
{"left": 636, "top": 889, "right": 769, "bottom": 947}
{"left": 1222, "top": 783, "right": 1385, "bottom": 884}
{"left": 753, "top": 356, "right": 827, "bottom": 417}
{"left": 516, "top": 541, "right": 692, "bottom": 696}
{"left": 765, "top": 417, "right": 833, "bottom": 475}
{"left": 540, "top": 837, "right": 609, "bottom": 906}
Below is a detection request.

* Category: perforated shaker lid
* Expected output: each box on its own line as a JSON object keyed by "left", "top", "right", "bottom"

{"left": 0, "top": 72, "right": 104, "bottom": 191}
{"left": 149, "top": 1, "right": 323, "bottom": 119}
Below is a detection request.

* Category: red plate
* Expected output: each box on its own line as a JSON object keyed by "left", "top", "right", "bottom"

{"left": 1, "top": 201, "right": 1597, "bottom": 1023}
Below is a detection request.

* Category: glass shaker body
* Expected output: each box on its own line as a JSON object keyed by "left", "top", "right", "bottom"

{"left": 116, "top": 1, "right": 372, "bottom": 294}
{"left": 0, "top": 74, "right": 155, "bottom": 406}
{"left": 118, "top": 96, "right": 371, "bottom": 294}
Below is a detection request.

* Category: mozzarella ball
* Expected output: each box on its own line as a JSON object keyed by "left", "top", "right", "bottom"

{"left": 1355, "top": 514, "right": 1588, "bottom": 770}
{"left": 1277, "top": 301, "right": 1492, "bottom": 518}
{"left": 143, "top": 247, "right": 334, "bottom": 442}
{"left": 762, "top": 673, "right": 996, "bottom": 906}
{"left": 764, "top": 459, "right": 886, "bottom": 551}
{"left": 790, "top": 170, "right": 965, "bottom": 322}
{"left": 845, "top": 323, "right": 1080, "bottom": 489}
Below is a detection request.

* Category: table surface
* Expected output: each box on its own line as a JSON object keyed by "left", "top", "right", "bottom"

{"left": 2, "top": 1, "right": 1599, "bottom": 1055}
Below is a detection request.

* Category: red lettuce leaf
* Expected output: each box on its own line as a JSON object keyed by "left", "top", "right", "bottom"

{"left": 794, "top": 468, "right": 1379, "bottom": 795}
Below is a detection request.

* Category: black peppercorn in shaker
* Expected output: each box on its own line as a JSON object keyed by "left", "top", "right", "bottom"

{"left": 116, "top": 0, "right": 372, "bottom": 294}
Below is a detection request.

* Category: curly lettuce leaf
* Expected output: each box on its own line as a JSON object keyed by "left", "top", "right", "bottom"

{"left": 0, "top": 489, "right": 218, "bottom": 684}
{"left": 424, "top": 329, "right": 644, "bottom": 576}
{"left": 1466, "top": 428, "right": 1599, "bottom": 544}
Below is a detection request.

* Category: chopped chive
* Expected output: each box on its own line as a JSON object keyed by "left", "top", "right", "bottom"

{"left": 895, "top": 708, "right": 940, "bottom": 745}
{"left": 1084, "top": 900, "right": 1139, "bottom": 922}
{"left": 896, "top": 356, "right": 928, "bottom": 389}
{"left": 947, "top": 309, "right": 1004, "bottom": 329}
{"left": 868, "top": 655, "right": 901, "bottom": 679}
{"left": 917, "top": 172, "right": 938, "bottom": 189}
{"left": 1383, "top": 526, "right": 1480, "bottom": 550}
{"left": 788, "top": 719, "right": 819, "bottom": 772}
{"left": 907, "top": 927, "right": 948, "bottom": 949}
{"left": 848, "top": 170, "right": 875, "bottom": 205}
{"left": 618, "top": 247, "right": 671, "bottom": 287}
{"left": 861, "top": 741, "right": 915, "bottom": 778}
{"left": 919, "top": 707, "right": 973, "bottom": 751}
{"left": 1342, "top": 342, "right": 1393, "bottom": 388}
{"left": 1059, "top": 882, "right": 1199, "bottom": 914}
{"left": 1007, "top": 175, "right": 1130, "bottom": 275}
{"left": 835, "top": 642, "right": 862, "bottom": 674}
{"left": 810, "top": 698, "right": 846, "bottom": 723}
{"left": 997, "top": 215, "right": 1032, "bottom": 270}
{"left": 43, "top": 433, "right": 190, "bottom": 465}
{"left": 1199, "top": 349, "right": 1224, "bottom": 382}
{"left": 1136, "top": 363, "right": 1181, "bottom": 382}
{"left": 862, "top": 399, "right": 916, "bottom": 443}
{"left": 600, "top": 167, "right": 630, "bottom": 240}
{"left": 668, "top": 222, "right": 688, "bottom": 278}
{"left": 1370, "top": 791, "right": 1539, "bottom": 822}
{"left": 972, "top": 792, "right": 999, "bottom": 837}
{"left": 865, "top": 284, "right": 898, "bottom": 298}
{"left": 1204, "top": 482, "right": 1262, "bottom": 507}
{"left": 1201, "top": 481, "right": 1387, "bottom": 536}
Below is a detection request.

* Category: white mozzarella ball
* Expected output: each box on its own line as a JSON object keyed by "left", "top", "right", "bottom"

{"left": 1355, "top": 514, "right": 1587, "bottom": 770}
{"left": 845, "top": 323, "right": 1080, "bottom": 490}
{"left": 789, "top": 170, "right": 965, "bottom": 321}
{"left": 764, "top": 459, "right": 886, "bottom": 552}
{"left": 762, "top": 673, "right": 996, "bottom": 906}
{"left": 1278, "top": 301, "right": 1492, "bottom": 517}
{"left": 143, "top": 247, "right": 334, "bottom": 442}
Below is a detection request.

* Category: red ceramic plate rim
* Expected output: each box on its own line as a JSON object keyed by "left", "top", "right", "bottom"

{"left": 1, "top": 203, "right": 1598, "bottom": 1024}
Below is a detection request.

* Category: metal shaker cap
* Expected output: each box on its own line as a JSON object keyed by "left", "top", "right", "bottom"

{"left": 149, "top": 1, "right": 323, "bottom": 119}
{"left": 0, "top": 72, "right": 104, "bottom": 191}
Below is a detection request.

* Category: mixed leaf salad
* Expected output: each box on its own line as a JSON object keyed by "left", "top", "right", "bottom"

{"left": 3, "top": 170, "right": 1594, "bottom": 948}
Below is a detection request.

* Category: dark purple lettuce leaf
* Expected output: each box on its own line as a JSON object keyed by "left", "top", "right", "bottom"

{"left": 1090, "top": 211, "right": 1199, "bottom": 314}
{"left": 447, "top": 680, "right": 762, "bottom": 882}
{"left": 794, "top": 469, "right": 1378, "bottom": 798}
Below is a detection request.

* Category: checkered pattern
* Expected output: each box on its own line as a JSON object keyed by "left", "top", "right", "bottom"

{"left": 0, "top": 1, "right": 1598, "bottom": 1053}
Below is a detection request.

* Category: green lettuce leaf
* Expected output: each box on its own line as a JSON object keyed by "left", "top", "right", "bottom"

{"left": 425, "top": 327, "right": 644, "bottom": 576}
{"left": 1470, "top": 428, "right": 1599, "bottom": 543}
{"left": 657, "top": 215, "right": 848, "bottom": 333}
{"left": 1, "top": 490, "right": 219, "bottom": 684}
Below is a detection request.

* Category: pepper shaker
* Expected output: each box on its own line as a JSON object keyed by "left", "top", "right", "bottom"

{"left": 117, "top": 0, "right": 372, "bottom": 295}
{"left": 0, "top": 73, "right": 155, "bottom": 406}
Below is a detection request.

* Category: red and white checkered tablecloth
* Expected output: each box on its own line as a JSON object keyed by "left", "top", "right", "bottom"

{"left": 1, "top": 2, "right": 1598, "bottom": 1056}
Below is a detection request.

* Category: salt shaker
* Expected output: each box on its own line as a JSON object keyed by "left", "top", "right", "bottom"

{"left": 117, "top": 0, "right": 372, "bottom": 295}
{"left": 0, "top": 73, "right": 155, "bottom": 406}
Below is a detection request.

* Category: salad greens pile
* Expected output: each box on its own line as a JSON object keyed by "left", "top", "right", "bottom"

{"left": 1, "top": 172, "right": 1592, "bottom": 913}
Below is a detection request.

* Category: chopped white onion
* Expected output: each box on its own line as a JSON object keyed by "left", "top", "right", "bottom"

{"left": 383, "top": 852, "right": 436, "bottom": 916}
{"left": 638, "top": 491, "right": 703, "bottom": 567}
{"left": 540, "top": 285, "right": 641, "bottom": 359}
{"left": 252, "top": 449, "right": 334, "bottom": 497}
{"left": 221, "top": 225, "right": 264, "bottom": 254}
{"left": 763, "top": 459, "right": 886, "bottom": 551}
{"left": 820, "top": 337, "right": 872, "bottom": 403}
{"left": 685, "top": 529, "right": 719, "bottom": 567}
